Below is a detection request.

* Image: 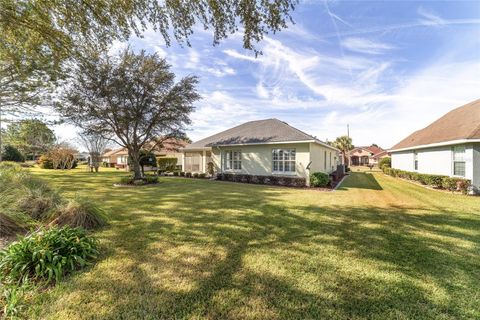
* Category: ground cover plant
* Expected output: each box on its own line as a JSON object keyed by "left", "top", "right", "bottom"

{"left": 13, "top": 166, "right": 479, "bottom": 320}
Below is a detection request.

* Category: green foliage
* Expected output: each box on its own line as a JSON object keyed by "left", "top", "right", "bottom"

{"left": 180, "top": 172, "right": 186, "bottom": 177}
{"left": 0, "top": 227, "right": 98, "bottom": 284}
{"left": 1, "top": 144, "right": 25, "bottom": 162}
{"left": 50, "top": 196, "right": 108, "bottom": 230}
{"left": 199, "top": 173, "right": 206, "bottom": 179}
{"left": 173, "top": 171, "right": 179, "bottom": 176}
{"left": 139, "top": 150, "right": 157, "bottom": 168}
{"left": 185, "top": 172, "right": 192, "bottom": 178}
{"left": 310, "top": 172, "right": 330, "bottom": 187}
{"left": 133, "top": 179, "right": 145, "bottom": 186}
{"left": 38, "top": 155, "right": 54, "bottom": 169}
{"left": 193, "top": 173, "right": 199, "bottom": 178}
{"left": 378, "top": 157, "right": 391, "bottom": 170}
{"left": 207, "top": 162, "right": 215, "bottom": 176}
{"left": 4, "top": 120, "right": 55, "bottom": 160}
{"left": 119, "top": 176, "right": 134, "bottom": 185}
{"left": 158, "top": 157, "right": 178, "bottom": 172}
{"left": 383, "top": 167, "right": 470, "bottom": 194}
{"left": 144, "top": 175, "right": 159, "bottom": 184}
{"left": 0, "top": 161, "right": 21, "bottom": 170}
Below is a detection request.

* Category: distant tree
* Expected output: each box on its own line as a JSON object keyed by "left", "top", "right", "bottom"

{"left": 371, "top": 143, "right": 379, "bottom": 148}
{"left": 1, "top": 144, "right": 24, "bottom": 162}
{"left": 4, "top": 119, "right": 55, "bottom": 160}
{"left": 57, "top": 49, "right": 200, "bottom": 179}
{"left": 332, "top": 136, "right": 354, "bottom": 166}
{"left": 43, "top": 142, "right": 78, "bottom": 170}
{"left": 78, "top": 131, "right": 109, "bottom": 173}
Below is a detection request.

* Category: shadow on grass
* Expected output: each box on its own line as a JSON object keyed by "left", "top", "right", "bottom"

{"left": 31, "top": 171, "right": 480, "bottom": 320}
{"left": 338, "top": 172, "right": 383, "bottom": 190}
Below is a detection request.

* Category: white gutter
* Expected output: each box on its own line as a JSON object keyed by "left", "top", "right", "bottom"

{"left": 389, "top": 139, "right": 480, "bottom": 153}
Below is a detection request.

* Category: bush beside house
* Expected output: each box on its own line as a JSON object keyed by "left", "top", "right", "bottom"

{"left": 310, "top": 172, "right": 330, "bottom": 187}
{"left": 382, "top": 167, "right": 471, "bottom": 194}
{"left": 217, "top": 173, "right": 306, "bottom": 187}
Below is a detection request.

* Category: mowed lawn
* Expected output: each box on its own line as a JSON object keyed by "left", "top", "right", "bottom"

{"left": 27, "top": 167, "right": 479, "bottom": 319}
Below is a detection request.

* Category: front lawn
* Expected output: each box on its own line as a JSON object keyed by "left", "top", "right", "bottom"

{"left": 25, "top": 168, "right": 479, "bottom": 319}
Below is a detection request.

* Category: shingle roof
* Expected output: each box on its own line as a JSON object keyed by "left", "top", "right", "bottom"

{"left": 185, "top": 119, "right": 333, "bottom": 149}
{"left": 102, "top": 139, "right": 187, "bottom": 157}
{"left": 391, "top": 99, "right": 480, "bottom": 151}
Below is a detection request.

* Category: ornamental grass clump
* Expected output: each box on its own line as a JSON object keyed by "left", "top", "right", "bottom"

{"left": 0, "top": 227, "right": 98, "bottom": 284}
{"left": 50, "top": 196, "right": 108, "bottom": 230}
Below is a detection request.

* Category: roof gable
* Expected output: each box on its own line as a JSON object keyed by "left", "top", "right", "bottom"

{"left": 391, "top": 99, "right": 480, "bottom": 150}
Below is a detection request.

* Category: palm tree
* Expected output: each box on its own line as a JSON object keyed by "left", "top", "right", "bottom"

{"left": 333, "top": 136, "right": 353, "bottom": 166}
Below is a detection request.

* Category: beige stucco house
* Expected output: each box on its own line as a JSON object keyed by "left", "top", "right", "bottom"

{"left": 348, "top": 146, "right": 386, "bottom": 166}
{"left": 181, "top": 119, "right": 340, "bottom": 186}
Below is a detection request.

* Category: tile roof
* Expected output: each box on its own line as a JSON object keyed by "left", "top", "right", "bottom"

{"left": 391, "top": 99, "right": 480, "bottom": 150}
{"left": 185, "top": 119, "right": 332, "bottom": 149}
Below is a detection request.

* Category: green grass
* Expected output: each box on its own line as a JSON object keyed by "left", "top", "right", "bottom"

{"left": 24, "top": 167, "right": 479, "bottom": 319}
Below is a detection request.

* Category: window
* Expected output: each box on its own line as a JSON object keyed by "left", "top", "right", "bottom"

{"left": 414, "top": 151, "right": 418, "bottom": 170}
{"left": 185, "top": 152, "right": 201, "bottom": 172}
{"left": 272, "top": 149, "right": 296, "bottom": 173}
{"left": 225, "top": 150, "right": 242, "bottom": 170}
{"left": 453, "top": 146, "right": 466, "bottom": 177}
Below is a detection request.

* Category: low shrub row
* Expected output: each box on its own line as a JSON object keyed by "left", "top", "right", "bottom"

{"left": 217, "top": 173, "right": 306, "bottom": 187}
{"left": 118, "top": 174, "right": 159, "bottom": 185}
{"left": 310, "top": 172, "right": 330, "bottom": 187}
{"left": 382, "top": 167, "right": 471, "bottom": 194}
{"left": 174, "top": 172, "right": 207, "bottom": 179}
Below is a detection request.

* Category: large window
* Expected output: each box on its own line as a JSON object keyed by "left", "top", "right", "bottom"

{"left": 225, "top": 150, "right": 242, "bottom": 170}
{"left": 272, "top": 149, "right": 296, "bottom": 173}
{"left": 453, "top": 146, "right": 466, "bottom": 177}
{"left": 185, "top": 152, "right": 201, "bottom": 172}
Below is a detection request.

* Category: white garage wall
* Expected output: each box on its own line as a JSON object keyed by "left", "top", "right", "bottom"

{"left": 472, "top": 143, "right": 480, "bottom": 192}
{"left": 416, "top": 146, "right": 452, "bottom": 176}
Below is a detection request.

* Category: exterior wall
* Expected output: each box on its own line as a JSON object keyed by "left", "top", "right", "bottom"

{"left": 473, "top": 143, "right": 480, "bottom": 192}
{"left": 309, "top": 143, "right": 337, "bottom": 174}
{"left": 349, "top": 148, "right": 373, "bottom": 166}
{"left": 211, "top": 143, "right": 311, "bottom": 181}
{"left": 391, "top": 143, "right": 478, "bottom": 192}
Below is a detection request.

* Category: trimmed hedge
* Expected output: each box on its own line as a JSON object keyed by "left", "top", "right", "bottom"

{"left": 217, "top": 173, "right": 306, "bottom": 187}
{"left": 383, "top": 167, "right": 470, "bottom": 194}
{"left": 310, "top": 172, "right": 330, "bottom": 187}
{"left": 379, "top": 157, "right": 391, "bottom": 170}
{"left": 157, "top": 157, "right": 177, "bottom": 172}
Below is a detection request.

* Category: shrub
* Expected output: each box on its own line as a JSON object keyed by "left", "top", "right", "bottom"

{"left": 133, "top": 179, "right": 145, "bottom": 186}
{"left": 145, "top": 175, "right": 159, "bottom": 184}
{"left": 442, "top": 177, "right": 457, "bottom": 192}
{"left": 310, "top": 172, "right": 330, "bottom": 187}
{"left": 0, "top": 161, "right": 21, "bottom": 170}
{"left": 193, "top": 173, "right": 199, "bottom": 178}
{"left": 50, "top": 196, "right": 108, "bottom": 230}
{"left": 218, "top": 173, "right": 306, "bottom": 187}
{"left": 457, "top": 179, "right": 471, "bottom": 194}
{"left": 17, "top": 185, "right": 62, "bottom": 221}
{"left": 173, "top": 171, "right": 179, "bottom": 176}
{"left": 427, "top": 175, "right": 444, "bottom": 188}
{"left": 0, "top": 227, "right": 98, "bottom": 284}
{"left": 199, "top": 173, "right": 206, "bottom": 179}
{"left": 157, "top": 157, "right": 178, "bottom": 172}
{"left": 38, "top": 155, "right": 54, "bottom": 169}
{"left": 119, "top": 176, "right": 133, "bottom": 185}
{"left": 180, "top": 172, "right": 185, "bottom": 177}
{"left": 379, "top": 157, "right": 391, "bottom": 170}
{"left": 1, "top": 145, "right": 25, "bottom": 162}
{"left": 207, "top": 162, "right": 215, "bottom": 176}
{"left": 185, "top": 172, "right": 192, "bottom": 178}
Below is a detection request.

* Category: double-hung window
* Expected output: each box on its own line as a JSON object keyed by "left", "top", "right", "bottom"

{"left": 272, "top": 149, "right": 296, "bottom": 173}
{"left": 225, "top": 150, "right": 242, "bottom": 170}
{"left": 453, "top": 146, "right": 466, "bottom": 177}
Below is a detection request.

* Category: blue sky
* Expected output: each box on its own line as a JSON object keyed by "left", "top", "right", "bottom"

{"left": 57, "top": 0, "right": 480, "bottom": 149}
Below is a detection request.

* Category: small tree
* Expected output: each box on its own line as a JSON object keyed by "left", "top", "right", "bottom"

{"left": 4, "top": 119, "right": 55, "bottom": 160}
{"left": 78, "top": 131, "right": 109, "bottom": 173}
{"left": 44, "top": 143, "right": 78, "bottom": 170}
{"left": 332, "top": 136, "right": 354, "bottom": 166}
{"left": 57, "top": 49, "right": 200, "bottom": 179}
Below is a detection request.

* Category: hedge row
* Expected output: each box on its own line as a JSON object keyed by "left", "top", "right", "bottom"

{"left": 382, "top": 167, "right": 470, "bottom": 194}
{"left": 217, "top": 173, "right": 306, "bottom": 187}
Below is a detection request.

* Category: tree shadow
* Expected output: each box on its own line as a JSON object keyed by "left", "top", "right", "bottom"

{"left": 31, "top": 172, "right": 479, "bottom": 320}
{"left": 338, "top": 172, "right": 383, "bottom": 190}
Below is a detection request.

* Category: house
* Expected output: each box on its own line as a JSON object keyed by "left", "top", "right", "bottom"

{"left": 348, "top": 145, "right": 386, "bottom": 166}
{"left": 102, "top": 139, "right": 187, "bottom": 170}
{"left": 390, "top": 99, "right": 480, "bottom": 193}
{"left": 180, "top": 119, "right": 340, "bottom": 186}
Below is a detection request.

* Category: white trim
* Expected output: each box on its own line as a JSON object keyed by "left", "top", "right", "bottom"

{"left": 184, "top": 140, "right": 339, "bottom": 152}
{"left": 389, "top": 139, "right": 480, "bottom": 153}
{"left": 272, "top": 171, "right": 297, "bottom": 176}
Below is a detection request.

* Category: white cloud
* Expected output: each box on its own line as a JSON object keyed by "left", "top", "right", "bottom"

{"left": 418, "top": 7, "right": 446, "bottom": 26}
{"left": 341, "top": 37, "right": 394, "bottom": 55}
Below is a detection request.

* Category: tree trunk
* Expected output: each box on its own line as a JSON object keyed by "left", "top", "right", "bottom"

{"left": 130, "top": 150, "right": 142, "bottom": 179}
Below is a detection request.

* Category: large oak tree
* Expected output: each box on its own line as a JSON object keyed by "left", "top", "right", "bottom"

{"left": 57, "top": 49, "right": 200, "bottom": 179}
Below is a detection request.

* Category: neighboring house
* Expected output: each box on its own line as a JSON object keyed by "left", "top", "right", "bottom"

{"left": 348, "top": 146, "right": 385, "bottom": 166}
{"left": 101, "top": 139, "right": 187, "bottom": 170}
{"left": 181, "top": 119, "right": 340, "bottom": 186}
{"left": 390, "top": 99, "right": 480, "bottom": 193}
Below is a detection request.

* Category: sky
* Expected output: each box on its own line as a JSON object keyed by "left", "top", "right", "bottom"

{"left": 54, "top": 0, "right": 480, "bottom": 149}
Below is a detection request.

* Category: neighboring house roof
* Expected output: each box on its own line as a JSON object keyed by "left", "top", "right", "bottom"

{"left": 101, "top": 138, "right": 187, "bottom": 158}
{"left": 391, "top": 99, "right": 480, "bottom": 151}
{"left": 184, "top": 119, "right": 338, "bottom": 150}
{"left": 349, "top": 146, "right": 385, "bottom": 156}
{"left": 372, "top": 150, "right": 390, "bottom": 159}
